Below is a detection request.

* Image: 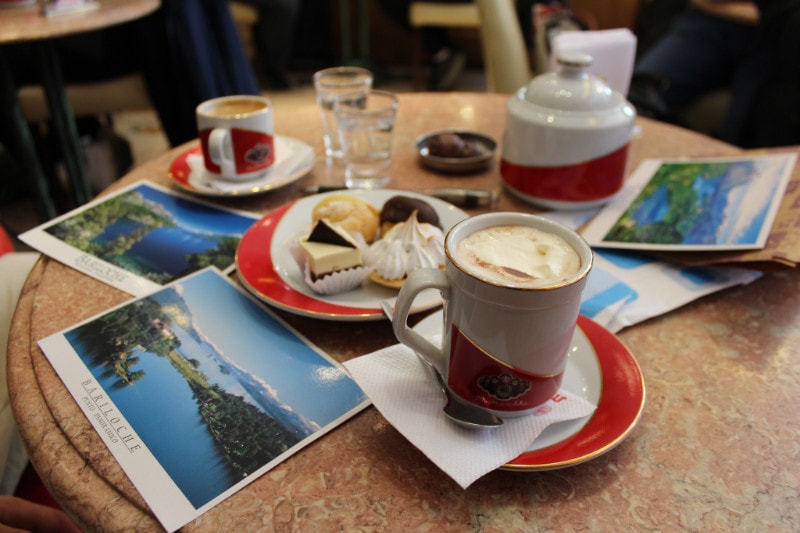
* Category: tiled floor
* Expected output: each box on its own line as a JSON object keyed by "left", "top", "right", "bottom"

{"left": 1, "top": 68, "right": 487, "bottom": 251}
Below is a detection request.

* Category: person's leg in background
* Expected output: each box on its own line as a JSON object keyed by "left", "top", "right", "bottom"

{"left": 629, "top": 6, "right": 758, "bottom": 129}
{"left": 633, "top": 7, "right": 758, "bottom": 109}
{"left": 236, "top": 0, "right": 301, "bottom": 90}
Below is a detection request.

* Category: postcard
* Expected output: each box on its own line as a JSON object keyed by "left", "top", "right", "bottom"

{"left": 582, "top": 154, "right": 797, "bottom": 251}
{"left": 20, "top": 181, "right": 260, "bottom": 296}
{"left": 38, "top": 267, "right": 369, "bottom": 532}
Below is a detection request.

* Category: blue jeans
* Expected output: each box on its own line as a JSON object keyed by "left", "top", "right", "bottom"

{"left": 633, "top": 7, "right": 765, "bottom": 144}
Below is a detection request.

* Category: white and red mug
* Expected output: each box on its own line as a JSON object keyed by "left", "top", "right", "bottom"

{"left": 392, "top": 212, "right": 593, "bottom": 417}
{"left": 196, "top": 95, "right": 275, "bottom": 181}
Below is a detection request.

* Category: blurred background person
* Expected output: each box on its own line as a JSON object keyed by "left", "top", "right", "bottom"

{"left": 235, "top": 0, "right": 301, "bottom": 90}
{"left": 629, "top": 0, "right": 800, "bottom": 148}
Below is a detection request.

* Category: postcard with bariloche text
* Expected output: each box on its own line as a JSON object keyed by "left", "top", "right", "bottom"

{"left": 38, "top": 267, "right": 369, "bottom": 531}
{"left": 20, "top": 181, "right": 260, "bottom": 296}
{"left": 582, "top": 154, "right": 797, "bottom": 252}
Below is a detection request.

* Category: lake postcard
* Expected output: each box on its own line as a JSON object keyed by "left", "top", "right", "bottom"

{"left": 582, "top": 154, "right": 797, "bottom": 251}
{"left": 38, "top": 267, "right": 369, "bottom": 532}
{"left": 20, "top": 180, "right": 260, "bottom": 296}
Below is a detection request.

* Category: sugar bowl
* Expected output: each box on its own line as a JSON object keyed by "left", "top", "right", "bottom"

{"left": 501, "top": 52, "right": 636, "bottom": 209}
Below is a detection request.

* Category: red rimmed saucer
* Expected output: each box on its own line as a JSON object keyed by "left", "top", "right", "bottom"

{"left": 236, "top": 190, "right": 469, "bottom": 321}
{"left": 413, "top": 313, "right": 645, "bottom": 470}
{"left": 168, "top": 136, "right": 313, "bottom": 197}
{"left": 508, "top": 315, "right": 644, "bottom": 470}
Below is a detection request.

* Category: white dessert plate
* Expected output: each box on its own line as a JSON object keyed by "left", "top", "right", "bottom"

{"left": 168, "top": 135, "right": 313, "bottom": 197}
{"left": 413, "top": 312, "right": 646, "bottom": 470}
{"left": 236, "top": 189, "right": 469, "bottom": 321}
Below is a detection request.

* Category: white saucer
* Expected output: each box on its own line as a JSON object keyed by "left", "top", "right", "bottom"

{"left": 169, "top": 135, "right": 313, "bottom": 197}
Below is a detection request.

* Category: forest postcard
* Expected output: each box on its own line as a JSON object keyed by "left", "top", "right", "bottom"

{"left": 38, "top": 267, "right": 369, "bottom": 531}
{"left": 582, "top": 154, "right": 797, "bottom": 252}
{"left": 20, "top": 181, "right": 259, "bottom": 296}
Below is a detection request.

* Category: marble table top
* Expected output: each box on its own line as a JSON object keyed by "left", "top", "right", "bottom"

{"left": 8, "top": 93, "right": 800, "bottom": 531}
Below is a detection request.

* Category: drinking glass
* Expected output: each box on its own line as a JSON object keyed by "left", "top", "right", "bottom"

{"left": 312, "top": 66, "right": 373, "bottom": 159}
{"left": 334, "top": 90, "right": 399, "bottom": 189}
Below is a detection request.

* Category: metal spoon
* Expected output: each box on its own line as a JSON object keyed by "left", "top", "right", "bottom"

{"left": 380, "top": 301, "right": 503, "bottom": 429}
{"left": 416, "top": 350, "right": 504, "bottom": 430}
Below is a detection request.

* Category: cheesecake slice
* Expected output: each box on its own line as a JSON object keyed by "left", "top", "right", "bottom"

{"left": 299, "top": 219, "right": 362, "bottom": 280}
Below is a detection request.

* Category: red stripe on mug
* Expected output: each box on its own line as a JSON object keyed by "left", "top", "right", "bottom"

{"left": 447, "top": 323, "right": 565, "bottom": 412}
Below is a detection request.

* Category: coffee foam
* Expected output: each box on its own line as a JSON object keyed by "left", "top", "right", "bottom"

{"left": 205, "top": 99, "right": 267, "bottom": 119}
{"left": 455, "top": 225, "right": 581, "bottom": 287}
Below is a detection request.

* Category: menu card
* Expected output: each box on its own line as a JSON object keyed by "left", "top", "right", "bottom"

{"left": 38, "top": 268, "right": 368, "bottom": 532}
{"left": 583, "top": 153, "right": 799, "bottom": 270}
{"left": 20, "top": 181, "right": 259, "bottom": 296}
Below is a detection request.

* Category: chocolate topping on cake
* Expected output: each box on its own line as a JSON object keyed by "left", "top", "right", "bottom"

{"left": 307, "top": 219, "right": 357, "bottom": 248}
{"left": 380, "top": 196, "right": 441, "bottom": 232}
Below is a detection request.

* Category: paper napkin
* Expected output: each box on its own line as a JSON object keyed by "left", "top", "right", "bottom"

{"left": 343, "top": 341, "right": 597, "bottom": 489}
{"left": 551, "top": 28, "right": 638, "bottom": 95}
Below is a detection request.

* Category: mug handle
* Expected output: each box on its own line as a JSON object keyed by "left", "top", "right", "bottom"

{"left": 392, "top": 268, "right": 451, "bottom": 371}
{"left": 208, "top": 128, "right": 235, "bottom": 177}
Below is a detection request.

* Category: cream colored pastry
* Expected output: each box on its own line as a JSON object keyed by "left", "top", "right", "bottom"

{"left": 365, "top": 211, "right": 445, "bottom": 288}
{"left": 298, "top": 219, "right": 371, "bottom": 295}
{"left": 299, "top": 240, "right": 362, "bottom": 280}
{"left": 311, "top": 194, "right": 380, "bottom": 242}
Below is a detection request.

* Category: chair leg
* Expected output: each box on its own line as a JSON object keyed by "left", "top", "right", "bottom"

{"left": 0, "top": 50, "right": 57, "bottom": 221}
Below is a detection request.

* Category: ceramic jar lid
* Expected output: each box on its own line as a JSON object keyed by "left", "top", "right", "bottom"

{"left": 518, "top": 52, "right": 633, "bottom": 127}
{"left": 504, "top": 52, "right": 635, "bottom": 166}
{"left": 525, "top": 53, "right": 611, "bottom": 110}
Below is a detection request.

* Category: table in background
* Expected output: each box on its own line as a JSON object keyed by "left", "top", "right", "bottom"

{"left": 8, "top": 93, "right": 800, "bottom": 531}
{"left": 0, "top": 0, "right": 160, "bottom": 220}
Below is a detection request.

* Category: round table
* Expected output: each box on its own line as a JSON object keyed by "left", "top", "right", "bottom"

{"left": 8, "top": 93, "right": 800, "bottom": 532}
{"left": 0, "top": 0, "right": 160, "bottom": 219}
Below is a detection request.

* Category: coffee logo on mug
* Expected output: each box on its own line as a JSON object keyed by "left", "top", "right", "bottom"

{"left": 477, "top": 373, "right": 531, "bottom": 401}
{"left": 245, "top": 143, "right": 272, "bottom": 165}
{"left": 448, "top": 323, "right": 566, "bottom": 411}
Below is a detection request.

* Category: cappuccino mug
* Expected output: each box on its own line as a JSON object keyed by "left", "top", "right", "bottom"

{"left": 392, "top": 212, "right": 593, "bottom": 417}
{"left": 196, "top": 95, "right": 275, "bottom": 181}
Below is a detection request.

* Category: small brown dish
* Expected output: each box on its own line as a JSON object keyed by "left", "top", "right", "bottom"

{"left": 416, "top": 130, "right": 497, "bottom": 174}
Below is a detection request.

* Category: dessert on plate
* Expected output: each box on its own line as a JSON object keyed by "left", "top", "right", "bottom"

{"left": 296, "top": 193, "right": 446, "bottom": 293}
{"left": 366, "top": 210, "right": 445, "bottom": 289}
{"left": 297, "top": 218, "right": 371, "bottom": 295}
{"left": 378, "top": 195, "right": 441, "bottom": 235}
{"left": 311, "top": 194, "right": 380, "bottom": 243}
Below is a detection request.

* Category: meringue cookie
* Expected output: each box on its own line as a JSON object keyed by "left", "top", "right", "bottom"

{"left": 366, "top": 211, "right": 445, "bottom": 289}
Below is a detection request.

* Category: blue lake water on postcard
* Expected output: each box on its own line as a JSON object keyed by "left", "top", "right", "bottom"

{"left": 95, "top": 221, "right": 217, "bottom": 275}
{"left": 630, "top": 162, "right": 769, "bottom": 246}
{"left": 69, "top": 335, "right": 240, "bottom": 508}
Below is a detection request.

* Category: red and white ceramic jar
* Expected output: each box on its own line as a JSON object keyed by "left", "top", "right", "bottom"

{"left": 501, "top": 52, "right": 636, "bottom": 210}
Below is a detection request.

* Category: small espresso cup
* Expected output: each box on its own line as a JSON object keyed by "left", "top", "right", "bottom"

{"left": 392, "top": 212, "right": 593, "bottom": 417}
{"left": 196, "top": 95, "right": 275, "bottom": 181}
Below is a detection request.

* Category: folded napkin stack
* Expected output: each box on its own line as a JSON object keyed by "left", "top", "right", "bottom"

{"left": 344, "top": 341, "right": 597, "bottom": 489}
{"left": 551, "top": 28, "right": 638, "bottom": 95}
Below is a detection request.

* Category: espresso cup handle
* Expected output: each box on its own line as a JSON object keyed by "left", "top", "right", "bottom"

{"left": 392, "top": 268, "right": 451, "bottom": 370}
{"left": 208, "top": 128, "right": 235, "bottom": 177}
